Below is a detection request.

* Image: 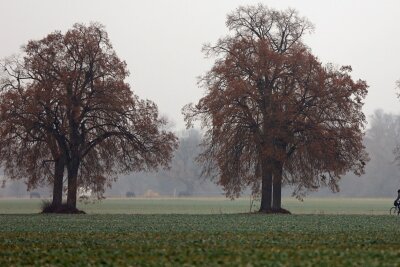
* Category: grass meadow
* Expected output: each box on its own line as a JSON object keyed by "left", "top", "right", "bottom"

{"left": 0, "top": 197, "right": 399, "bottom": 266}
{"left": 0, "top": 197, "right": 394, "bottom": 214}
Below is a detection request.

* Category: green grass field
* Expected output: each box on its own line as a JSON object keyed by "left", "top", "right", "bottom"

{"left": 0, "top": 197, "right": 395, "bottom": 214}
{"left": 0, "top": 198, "right": 399, "bottom": 266}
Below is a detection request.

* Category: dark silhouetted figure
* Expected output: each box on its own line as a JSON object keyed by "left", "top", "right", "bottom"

{"left": 394, "top": 189, "right": 400, "bottom": 207}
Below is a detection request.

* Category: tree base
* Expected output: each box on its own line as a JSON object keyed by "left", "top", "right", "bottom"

{"left": 258, "top": 208, "right": 291, "bottom": 214}
{"left": 41, "top": 202, "right": 86, "bottom": 214}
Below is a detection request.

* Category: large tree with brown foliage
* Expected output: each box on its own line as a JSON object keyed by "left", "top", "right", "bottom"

{"left": 0, "top": 23, "right": 177, "bottom": 211}
{"left": 184, "top": 5, "right": 368, "bottom": 213}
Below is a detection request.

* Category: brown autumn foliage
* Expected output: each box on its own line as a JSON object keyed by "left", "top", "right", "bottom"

{"left": 184, "top": 4, "right": 368, "bottom": 213}
{"left": 0, "top": 23, "right": 178, "bottom": 211}
{"left": 0, "top": 58, "right": 62, "bottom": 201}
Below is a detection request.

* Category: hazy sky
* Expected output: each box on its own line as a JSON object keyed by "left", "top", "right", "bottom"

{"left": 1, "top": 0, "right": 399, "bottom": 130}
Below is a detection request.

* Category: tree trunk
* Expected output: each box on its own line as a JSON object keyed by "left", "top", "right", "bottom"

{"left": 272, "top": 161, "right": 283, "bottom": 211}
{"left": 259, "top": 159, "right": 273, "bottom": 212}
{"left": 66, "top": 159, "right": 79, "bottom": 209}
{"left": 52, "top": 156, "right": 65, "bottom": 207}
{"left": 66, "top": 90, "right": 82, "bottom": 210}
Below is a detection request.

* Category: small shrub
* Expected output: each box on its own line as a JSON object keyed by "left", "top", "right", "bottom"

{"left": 40, "top": 200, "right": 53, "bottom": 212}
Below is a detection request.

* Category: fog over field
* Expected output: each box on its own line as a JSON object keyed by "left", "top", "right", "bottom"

{"left": 0, "top": 0, "right": 400, "bottom": 199}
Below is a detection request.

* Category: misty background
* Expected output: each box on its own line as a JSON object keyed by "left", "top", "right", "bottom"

{"left": 1, "top": 0, "right": 400, "bottom": 198}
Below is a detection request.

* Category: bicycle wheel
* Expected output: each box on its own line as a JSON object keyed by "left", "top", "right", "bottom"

{"left": 390, "top": 207, "right": 397, "bottom": 215}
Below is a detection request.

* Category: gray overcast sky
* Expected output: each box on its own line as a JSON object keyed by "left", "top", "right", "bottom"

{"left": 1, "top": 0, "right": 399, "bottom": 130}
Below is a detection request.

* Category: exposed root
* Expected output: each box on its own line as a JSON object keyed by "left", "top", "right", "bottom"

{"left": 41, "top": 201, "right": 86, "bottom": 214}
{"left": 258, "top": 208, "right": 291, "bottom": 214}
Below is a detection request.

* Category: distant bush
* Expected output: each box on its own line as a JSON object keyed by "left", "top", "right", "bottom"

{"left": 126, "top": 191, "right": 135, "bottom": 198}
{"left": 177, "top": 191, "right": 192, "bottom": 197}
